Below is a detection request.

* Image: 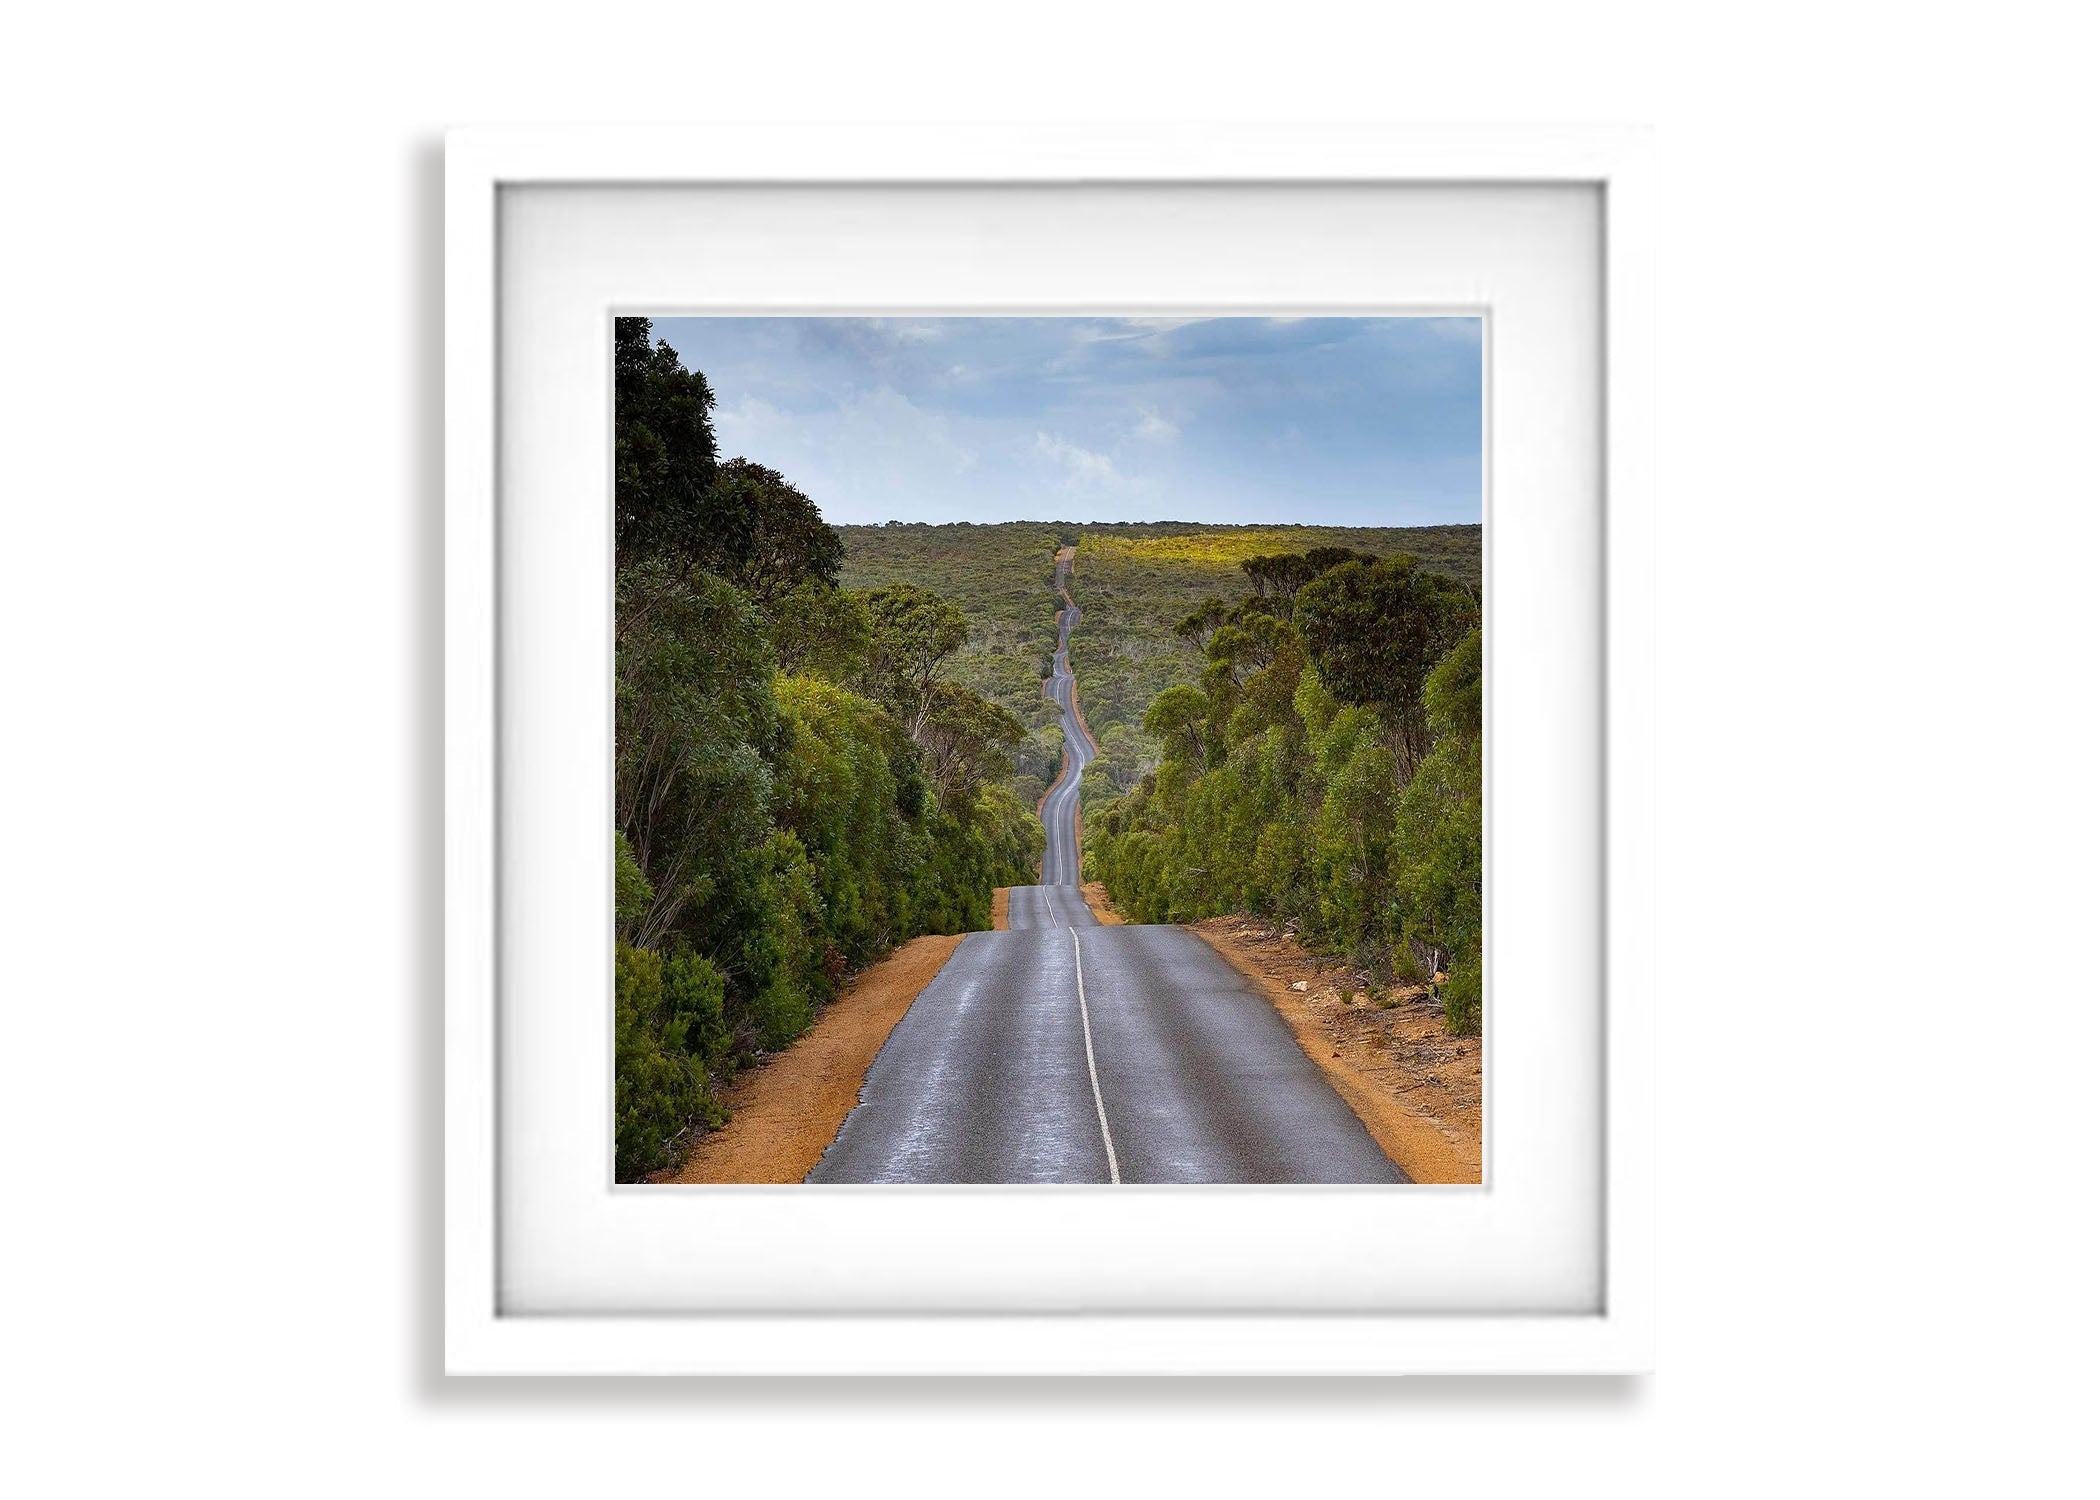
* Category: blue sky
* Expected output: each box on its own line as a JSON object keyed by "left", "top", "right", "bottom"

{"left": 647, "top": 316, "right": 1482, "bottom": 527}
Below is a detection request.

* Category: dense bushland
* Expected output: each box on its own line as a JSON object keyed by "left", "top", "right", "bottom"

{"left": 837, "top": 521, "right": 1072, "bottom": 805}
{"left": 1082, "top": 548, "right": 1485, "bottom": 1035}
{"left": 1064, "top": 522, "right": 1477, "bottom": 809}
{"left": 838, "top": 519, "right": 1481, "bottom": 817}
{"left": 613, "top": 320, "right": 1042, "bottom": 1179}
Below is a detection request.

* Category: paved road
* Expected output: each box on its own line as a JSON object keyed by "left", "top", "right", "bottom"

{"left": 1010, "top": 552, "right": 1097, "bottom": 931}
{"left": 808, "top": 548, "right": 1405, "bottom": 1184}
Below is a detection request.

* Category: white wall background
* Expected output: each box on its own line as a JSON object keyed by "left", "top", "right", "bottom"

{"left": 2, "top": 3, "right": 2093, "bottom": 1494}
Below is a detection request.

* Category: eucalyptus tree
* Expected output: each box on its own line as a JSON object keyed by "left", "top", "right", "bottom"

{"left": 1294, "top": 555, "right": 1478, "bottom": 779}
{"left": 858, "top": 581, "right": 970, "bottom": 742}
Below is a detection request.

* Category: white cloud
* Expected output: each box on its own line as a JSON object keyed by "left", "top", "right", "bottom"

{"left": 1133, "top": 406, "right": 1178, "bottom": 442}
{"left": 713, "top": 394, "right": 786, "bottom": 450}
{"left": 1069, "top": 316, "right": 1213, "bottom": 346}
{"left": 721, "top": 388, "right": 974, "bottom": 471}
{"left": 717, "top": 387, "right": 979, "bottom": 520}
{"left": 1423, "top": 317, "right": 1484, "bottom": 342}
{"left": 1034, "top": 430, "right": 1120, "bottom": 483}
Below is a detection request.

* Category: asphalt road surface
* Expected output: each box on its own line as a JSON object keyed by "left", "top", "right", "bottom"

{"left": 808, "top": 550, "right": 1405, "bottom": 1184}
{"left": 1010, "top": 554, "right": 1097, "bottom": 931}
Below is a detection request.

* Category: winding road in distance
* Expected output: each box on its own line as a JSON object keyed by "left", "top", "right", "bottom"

{"left": 1011, "top": 548, "right": 1095, "bottom": 929}
{"left": 808, "top": 548, "right": 1406, "bottom": 1184}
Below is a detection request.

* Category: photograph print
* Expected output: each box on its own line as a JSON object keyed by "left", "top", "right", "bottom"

{"left": 614, "top": 315, "right": 1483, "bottom": 1184}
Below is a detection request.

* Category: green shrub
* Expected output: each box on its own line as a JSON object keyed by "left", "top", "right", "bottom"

{"left": 613, "top": 941, "right": 722, "bottom": 1180}
{"left": 661, "top": 946, "right": 728, "bottom": 1062}
{"left": 750, "top": 979, "right": 813, "bottom": 1053}
{"left": 1442, "top": 953, "right": 1483, "bottom": 1036}
{"left": 614, "top": 834, "right": 654, "bottom": 939}
{"left": 1083, "top": 564, "right": 1483, "bottom": 1037}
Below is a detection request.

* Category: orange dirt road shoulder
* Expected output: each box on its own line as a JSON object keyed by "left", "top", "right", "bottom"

{"left": 663, "top": 933, "right": 965, "bottom": 1184}
{"left": 1188, "top": 917, "right": 1481, "bottom": 1184}
{"left": 991, "top": 887, "right": 1010, "bottom": 930}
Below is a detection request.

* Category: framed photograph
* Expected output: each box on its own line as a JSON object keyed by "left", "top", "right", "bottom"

{"left": 446, "top": 125, "right": 1653, "bottom": 1374}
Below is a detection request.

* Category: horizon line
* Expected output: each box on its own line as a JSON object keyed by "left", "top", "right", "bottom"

{"left": 832, "top": 518, "right": 1483, "bottom": 529}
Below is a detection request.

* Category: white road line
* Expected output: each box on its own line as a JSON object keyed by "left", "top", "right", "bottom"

{"left": 1071, "top": 928, "right": 1121, "bottom": 1184}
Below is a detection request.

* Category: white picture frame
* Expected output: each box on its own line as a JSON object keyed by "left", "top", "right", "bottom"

{"left": 446, "top": 124, "right": 1653, "bottom": 1375}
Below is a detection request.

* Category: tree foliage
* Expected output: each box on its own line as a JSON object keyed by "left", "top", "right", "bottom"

{"left": 832, "top": 520, "right": 1476, "bottom": 802}
{"left": 767, "top": 580, "right": 872, "bottom": 682}
{"left": 615, "top": 941, "right": 727, "bottom": 1179}
{"left": 916, "top": 680, "right": 1026, "bottom": 805}
{"left": 708, "top": 458, "right": 844, "bottom": 607}
{"left": 614, "top": 562, "right": 778, "bottom": 950}
{"left": 859, "top": 581, "right": 971, "bottom": 740}
{"left": 1085, "top": 549, "right": 1485, "bottom": 1036}
{"left": 832, "top": 522, "right": 1071, "bottom": 794}
{"left": 614, "top": 317, "right": 721, "bottom": 575}
{"left": 611, "top": 321, "right": 1044, "bottom": 1179}
{"left": 1295, "top": 555, "right": 1479, "bottom": 778}
{"left": 1143, "top": 684, "right": 1209, "bottom": 767}
{"left": 614, "top": 321, "right": 844, "bottom": 605}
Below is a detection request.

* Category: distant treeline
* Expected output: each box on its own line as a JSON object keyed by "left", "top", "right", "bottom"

{"left": 613, "top": 320, "right": 1042, "bottom": 1179}
{"left": 836, "top": 521, "right": 1072, "bottom": 808}
{"left": 837, "top": 519, "right": 1481, "bottom": 821}
{"left": 1082, "top": 548, "right": 1484, "bottom": 1034}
